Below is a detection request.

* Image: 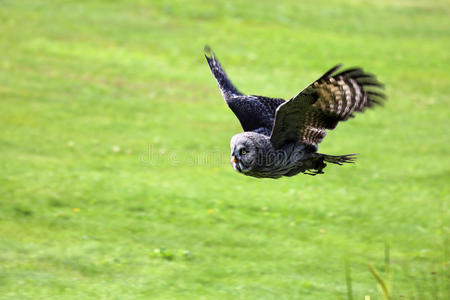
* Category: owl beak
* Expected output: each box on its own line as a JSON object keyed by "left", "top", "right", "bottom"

{"left": 231, "top": 156, "right": 241, "bottom": 172}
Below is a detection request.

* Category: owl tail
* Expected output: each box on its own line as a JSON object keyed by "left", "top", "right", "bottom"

{"left": 303, "top": 153, "right": 356, "bottom": 175}
{"left": 319, "top": 153, "right": 357, "bottom": 165}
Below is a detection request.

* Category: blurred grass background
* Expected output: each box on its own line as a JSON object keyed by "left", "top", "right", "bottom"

{"left": 0, "top": 0, "right": 449, "bottom": 299}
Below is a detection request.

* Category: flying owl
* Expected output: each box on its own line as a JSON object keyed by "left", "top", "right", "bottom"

{"left": 204, "top": 46, "right": 385, "bottom": 178}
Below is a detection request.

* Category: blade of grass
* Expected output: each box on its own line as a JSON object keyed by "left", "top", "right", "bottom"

{"left": 384, "top": 241, "right": 391, "bottom": 298}
{"left": 345, "top": 258, "right": 354, "bottom": 300}
{"left": 368, "top": 264, "right": 390, "bottom": 300}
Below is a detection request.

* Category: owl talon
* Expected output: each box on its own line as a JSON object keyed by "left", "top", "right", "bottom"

{"left": 304, "top": 169, "right": 324, "bottom": 176}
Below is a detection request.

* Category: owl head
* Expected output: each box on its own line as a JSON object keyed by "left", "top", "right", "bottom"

{"left": 230, "top": 132, "right": 271, "bottom": 174}
{"left": 230, "top": 133, "right": 258, "bottom": 173}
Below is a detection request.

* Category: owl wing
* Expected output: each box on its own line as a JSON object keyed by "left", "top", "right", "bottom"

{"left": 270, "top": 64, "right": 386, "bottom": 149}
{"left": 205, "top": 46, "right": 285, "bottom": 135}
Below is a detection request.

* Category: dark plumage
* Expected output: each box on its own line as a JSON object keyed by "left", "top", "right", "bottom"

{"left": 205, "top": 46, "right": 386, "bottom": 178}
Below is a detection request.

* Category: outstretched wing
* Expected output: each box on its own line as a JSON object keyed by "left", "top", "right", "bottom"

{"left": 270, "top": 64, "right": 386, "bottom": 149}
{"left": 205, "top": 46, "right": 285, "bottom": 135}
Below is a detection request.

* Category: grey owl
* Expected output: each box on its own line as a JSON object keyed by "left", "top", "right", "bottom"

{"left": 204, "top": 46, "right": 385, "bottom": 178}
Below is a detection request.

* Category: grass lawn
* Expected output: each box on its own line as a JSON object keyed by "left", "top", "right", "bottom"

{"left": 0, "top": 0, "right": 449, "bottom": 299}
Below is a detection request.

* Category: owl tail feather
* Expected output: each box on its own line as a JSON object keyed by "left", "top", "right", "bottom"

{"left": 303, "top": 153, "right": 356, "bottom": 176}
{"left": 320, "top": 153, "right": 357, "bottom": 165}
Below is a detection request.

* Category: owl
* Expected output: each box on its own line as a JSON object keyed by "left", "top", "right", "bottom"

{"left": 204, "top": 46, "right": 385, "bottom": 178}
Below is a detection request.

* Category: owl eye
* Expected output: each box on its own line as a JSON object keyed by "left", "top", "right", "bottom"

{"left": 240, "top": 148, "right": 247, "bottom": 155}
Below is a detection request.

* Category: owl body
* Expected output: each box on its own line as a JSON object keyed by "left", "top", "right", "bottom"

{"left": 230, "top": 132, "right": 310, "bottom": 178}
{"left": 205, "top": 46, "right": 385, "bottom": 178}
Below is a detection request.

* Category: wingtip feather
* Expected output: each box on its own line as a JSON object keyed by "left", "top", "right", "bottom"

{"left": 328, "top": 63, "right": 343, "bottom": 75}
{"left": 204, "top": 45, "right": 214, "bottom": 59}
{"left": 317, "top": 63, "right": 343, "bottom": 81}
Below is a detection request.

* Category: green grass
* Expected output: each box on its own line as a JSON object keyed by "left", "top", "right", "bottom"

{"left": 0, "top": 0, "right": 449, "bottom": 299}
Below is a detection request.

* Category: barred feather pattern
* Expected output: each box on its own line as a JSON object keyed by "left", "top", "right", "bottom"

{"left": 299, "top": 66, "right": 385, "bottom": 147}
